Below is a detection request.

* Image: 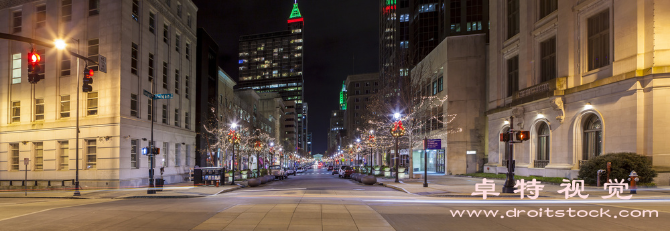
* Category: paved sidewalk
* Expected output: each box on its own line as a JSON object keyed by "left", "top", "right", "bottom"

{"left": 377, "top": 174, "right": 670, "bottom": 199}
{"left": 0, "top": 182, "right": 241, "bottom": 199}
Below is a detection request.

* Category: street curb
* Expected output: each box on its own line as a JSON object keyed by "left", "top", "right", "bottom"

{"left": 377, "top": 182, "right": 417, "bottom": 195}
{"left": 213, "top": 184, "right": 243, "bottom": 195}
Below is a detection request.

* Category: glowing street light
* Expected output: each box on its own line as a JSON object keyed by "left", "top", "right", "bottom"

{"left": 54, "top": 39, "right": 67, "bottom": 50}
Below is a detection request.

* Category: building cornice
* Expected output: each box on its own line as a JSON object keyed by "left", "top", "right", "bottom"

{"left": 146, "top": 0, "right": 196, "bottom": 38}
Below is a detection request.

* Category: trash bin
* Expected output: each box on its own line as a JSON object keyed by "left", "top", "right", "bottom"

{"left": 156, "top": 178, "right": 165, "bottom": 191}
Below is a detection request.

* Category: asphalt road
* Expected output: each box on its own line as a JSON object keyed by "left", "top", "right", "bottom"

{"left": 1, "top": 167, "right": 670, "bottom": 230}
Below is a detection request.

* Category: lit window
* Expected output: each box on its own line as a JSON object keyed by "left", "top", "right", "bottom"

{"left": 11, "top": 101, "right": 20, "bottom": 123}
{"left": 61, "top": 95, "right": 70, "bottom": 118}
{"left": 35, "top": 99, "right": 44, "bottom": 121}
{"left": 12, "top": 53, "right": 21, "bottom": 84}
{"left": 34, "top": 142, "right": 44, "bottom": 170}
{"left": 87, "top": 92, "right": 98, "bottom": 115}
{"left": 86, "top": 140, "right": 97, "bottom": 169}
{"left": 10, "top": 144, "right": 19, "bottom": 170}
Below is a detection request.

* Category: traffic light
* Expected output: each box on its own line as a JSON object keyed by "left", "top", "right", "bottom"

{"left": 82, "top": 67, "right": 94, "bottom": 92}
{"left": 500, "top": 133, "right": 510, "bottom": 142}
{"left": 27, "top": 50, "right": 42, "bottom": 84}
{"left": 512, "top": 131, "right": 530, "bottom": 143}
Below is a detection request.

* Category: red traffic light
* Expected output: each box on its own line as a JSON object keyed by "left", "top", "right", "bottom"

{"left": 28, "top": 52, "right": 40, "bottom": 64}
{"left": 88, "top": 68, "right": 94, "bottom": 77}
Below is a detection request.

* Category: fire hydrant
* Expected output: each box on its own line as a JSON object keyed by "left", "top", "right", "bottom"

{"left": 627, "top": 170, "right": 639, "bottom": 194}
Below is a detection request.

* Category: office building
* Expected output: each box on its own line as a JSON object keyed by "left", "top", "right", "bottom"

{"left": 0, "top": 0, "right": 197, "bottom": 187}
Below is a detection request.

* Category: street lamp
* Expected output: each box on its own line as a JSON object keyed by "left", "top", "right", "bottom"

{"left": 55, "top": 38, "right": 82, "bottom": 196}
{"left": 228, "top": 123, "right": 241, "bottom": 185}
{"left": 356, "top": 138, "right": 361, "bottom": 168}
{"left": 390, "top": 114, "right": 406, "bottom": 183}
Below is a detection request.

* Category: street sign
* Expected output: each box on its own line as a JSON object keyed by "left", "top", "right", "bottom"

{"left": 425, "top": 139, "right": 441, "bottom": 149}
{"left": 143, "top": 89, "right": 153, "bottom": 98}
{"left": 153, "top": 94, "right": 173, "bottom": 99}
{"left": 98, "top": 55, "right": 107, "bottom": 73}
{"left": 24, "top": 158, "right": 29, "bottom": 165}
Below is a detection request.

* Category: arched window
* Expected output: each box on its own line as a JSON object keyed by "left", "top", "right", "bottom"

{"left": 535, "top": 122, "right": 550, "bottom": 168}
{"left": 582, "top": 114, "right": 602, "bottom": 162}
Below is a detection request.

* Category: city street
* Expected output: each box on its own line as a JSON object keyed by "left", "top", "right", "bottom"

{"left": 1, "top": 168, "right": 669, "bottom": 230}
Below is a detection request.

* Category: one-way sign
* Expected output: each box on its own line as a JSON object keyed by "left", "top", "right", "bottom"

{"left": 153, "top": 94, "right": 173, "bottom": 99}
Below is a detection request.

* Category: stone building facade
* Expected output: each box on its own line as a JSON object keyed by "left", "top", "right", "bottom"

{"left": 0, "top": 0, "right": 197, "bottom": 188}
{"left": 485, "top": 0, "right": 670, "bottom": 184}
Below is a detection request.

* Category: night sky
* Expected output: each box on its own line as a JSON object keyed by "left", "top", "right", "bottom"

{"left": 192, "top": 0, "right": 379, "bottom": 154}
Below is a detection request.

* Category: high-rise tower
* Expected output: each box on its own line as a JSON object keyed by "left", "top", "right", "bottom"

{"left": 236, "top": 1, "right": 307, "bottom": 153}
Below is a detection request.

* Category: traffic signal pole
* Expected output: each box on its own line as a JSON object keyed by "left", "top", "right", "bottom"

{"left": 502, "top": 116, "right": 516, "bottom": 193}
{"left": 148, "top": 77, "right": 156, "bottom": 194}
{"left": 73, "top": 39, "right": 81, "bottom": 196}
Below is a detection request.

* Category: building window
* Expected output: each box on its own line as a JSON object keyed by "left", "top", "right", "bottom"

{"left": 177, "top": 3, "right": 182, "bottom": 17}
{"left": 432, "top": 81, "right": 438, "bottom": 95}
{"left": 13, "top": 11, "right": 22, "bottom": 33}
{"left": 35, "top": 5, "right": 46, "bottom": 29}
{"left": 132, "top": 0, "right": 139, "bottom": 21}
{"left": 355, "top": 83, "right": 360, "bottom": 88}
{"left": 163, "top": 24, "right": 169, "bottom": 44}
{"left": 35, "top": 99, "right": 45, "bottom": 121}
{"left": 59, "top": 141, "right": 69, "bottom": 170}
{"left": 87, "top": 39, "right": 99, "bottom": 71}
{"left": 62, "top": 0, "right": 72, "bottom": 22}
{"left": 148, "top": 99, "right": 153, "bottom": 121}
{"left": 175, "top": 69, "right": 180, "bottom": 94}
{"left": 185, "top": 145, "right": 191, "bottom": 166}
{"left": 34, "top": 142, "right": 44, "bottom": 170}
{"left": 61, "top": 95, "right": 70, "bottom": 118}
{"left": 175, "top": 34, "right": 180, "bottom": 53}
{"left": 540, "top": 37, "right": 557, "bottom": 82}
{"left": 12, "top": 53, "right": 21, "bottom": 84}
{"left": 355, "top": 98, "right": 359, "bottom": 102}
{"left": 86, "top": 139, "right": 96, "bottom": 169}
{"left": 61, "top": 53, "right": 71, "bottom": 76}
{"left": 148, "top": 53, "right": 155, "bottom": 81}
{"left": 89, "top": 0, "right": 100, "bottom": 16}
{"left": 187, "top": 14, "right": 192, "bottom": 27}
{"left": 11, "top": 101, "right": 20, "bottom": 123}
{"left": 583, "top": 115, "right": 602, "bottom": 161}
{"left": 174, "top": 109, "right": 180, "bottom": 127}
{"left": 588, "top": 10, "right": 610, "bottom": 71}
{"left": 131, "top": 139, "right": 139, "bottom": 168}
{"left": 438, "top": 77, "right": 443, "bottom": 92}
{"left": 166, "top": 0, "right": 171, "bottom": 6}
{"left": 466, "top": 0, "right": 483, "bottom": 31}
{"left": 131, "top": 43, "right": 138, "bottom": 75}
{"left": 37, "top": 49, "right": 45, "bottom": 78}
{"left": 87, "top": 92, "right": 98, "bottom": 115}
{"left": 162, "top": 105, "right": 168, "bottom": 124}
{"left": 163, "top": 62, "right": 168, "bottom": 89}
{"left": 536, "top": 122, "right": 550, "bottom": 168}
{"left": 175, "top": 143, "right": 181, "bottom": 166}
{"left": 131, "top": 94, "right": 139, "bottom": 117}
{"left": 185, "top": 43, "right": 190, "bottom": 60}
{"left": 539, "top": 0, "right": 557, "bottom": 19}
{"left": 507, "top": 0, "right": 519, "bottom": 39}
{"left": 185, "top": 112, "right": 190, "bottom": 129}
{"left": 507, "top": 56, "right": 519, "bottom": 97}
{"left": 185, "top": 75, "right": 189, "bottom": 99}
{"left": 10, "top": 143, "right": 20, "bottom": 171}
{"left": 149, "top": 12, "right": 156, "bottom": 34}
{"left": 162, "top": 142, "right": 169, "bottom": 167}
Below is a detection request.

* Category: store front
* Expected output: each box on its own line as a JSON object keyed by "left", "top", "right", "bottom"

{"left": 412, "top": 149, "right": 445, "bottom": 173}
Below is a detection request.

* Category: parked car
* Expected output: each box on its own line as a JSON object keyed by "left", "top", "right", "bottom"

{"left": 338, "top": 165, "right": 349, "bottom": 175}
{"left": 286, "top": 168, "right": 296, "bottom": 176}
{"left": 339, "top": 166, "right": 353, "bottom": 178}
{"left": 332, "top": 169, "right": 338, "bottom": 175}
{"left": 296, "top": 167, "right": 305, "bottom": 173}
{"left": 269, "top": 165, "right": 286, "bottom": 180}
{"left": 327, "top": 166, "right": 334, "bottom": 171}
{"left": 307, "top": 166, "right": 313, "bottom": 169}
